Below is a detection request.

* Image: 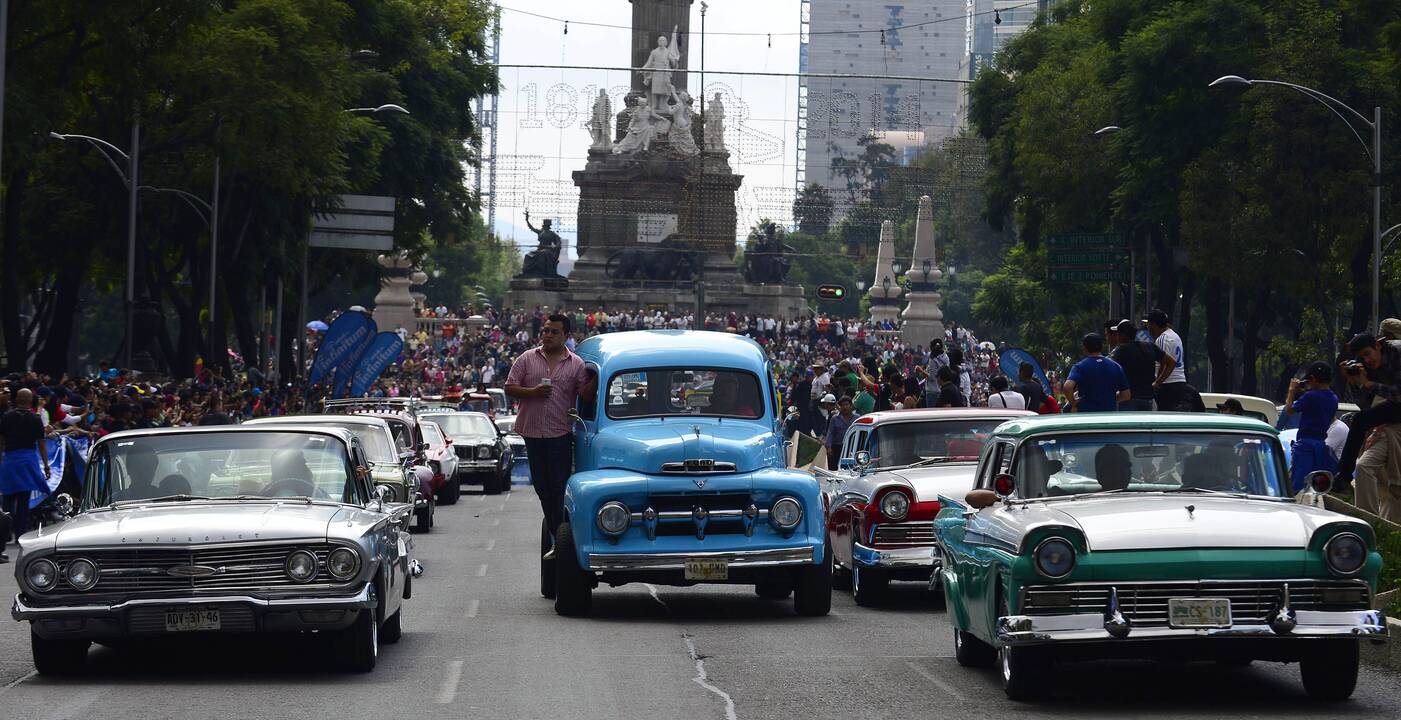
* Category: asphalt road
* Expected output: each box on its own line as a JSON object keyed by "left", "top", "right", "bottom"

{"left": 1, "top": 478, "right": 1398, "bottom": 720}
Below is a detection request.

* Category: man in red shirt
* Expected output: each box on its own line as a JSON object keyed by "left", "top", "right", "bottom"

{"left": 505, "top": 314, "right": 596, "bottom": 561}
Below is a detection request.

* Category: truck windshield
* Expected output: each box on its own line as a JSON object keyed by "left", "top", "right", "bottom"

{"left": 606, "top": 369, "right": 764, "bottom": 420}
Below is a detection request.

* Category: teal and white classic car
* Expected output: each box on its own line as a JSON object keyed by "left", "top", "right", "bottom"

{"left": 547, "top": 330, "right": 830, "bottom": 617}
{"left": 936, "top": 413, "right": 1387, "bottom": 701}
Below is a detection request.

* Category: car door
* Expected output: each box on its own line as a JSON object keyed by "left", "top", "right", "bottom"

{"left": 573, "top": 361, "right": 602, "bottom": 471}
{"left": 961, "top": 440, "right": 1018, "bottom": 638}
{"left": 353, "top": 441, "right": 404, "bottom": 613}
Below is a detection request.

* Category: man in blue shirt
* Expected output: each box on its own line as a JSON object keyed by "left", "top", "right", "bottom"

{"left": 1285, "top": 361, "right": 1339, "bottom": 492}
{"left": 1063, "top": 333, "right": 1130, "bottom": 413}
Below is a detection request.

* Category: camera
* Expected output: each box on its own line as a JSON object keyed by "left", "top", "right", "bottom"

{"left": 1345, "top": 363, "right": 1363, "bottom": 376}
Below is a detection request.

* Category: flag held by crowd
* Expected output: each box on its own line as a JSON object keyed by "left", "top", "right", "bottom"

{"left": 350, "top": 332, "right": 406, "bottom": 398}
{"left": 307, "top": 310, "right": 377, "bottom": 391}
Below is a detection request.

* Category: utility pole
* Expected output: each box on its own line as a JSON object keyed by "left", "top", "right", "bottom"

{"left": 124, "top": 119, "right": 140, "bottom": 370}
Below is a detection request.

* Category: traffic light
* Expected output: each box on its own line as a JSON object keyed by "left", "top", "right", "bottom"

{"left": 817, "top": 285, "right": 847, "bottom": 300}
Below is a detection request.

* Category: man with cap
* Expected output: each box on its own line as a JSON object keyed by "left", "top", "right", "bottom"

{"left": 1146, "top": 309, "right": 1189, "bottom": 411}
{"left": 1108, "top": 319, "right": 1172, "bottom": 411}
{"left": 1334, "top": 333, "right": 1401, "bottom": 490}
{"left": 1285, "top": 361, "right": 1340, "bottom": 493}
{"left": 1063, "top": 333, "right": 1130, "bottom": 413}
{"left": 812, "top": 393, "right": 837, "bottom": 440}
{"left": 1216, "top": 398, "right": 1245, "bottom": 415}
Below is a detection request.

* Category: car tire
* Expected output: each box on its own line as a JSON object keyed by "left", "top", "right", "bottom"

{"left": 996, "top": 595, "right": 1045, "bottom": 701}
{"left": 540, "top": 519, "right": 557, "bottom": 599}
{"left": 953, "top": 627, "right": 995, "bottom": 668}
{"left": 336, "top": 603, "right": 379, "bottom": 672}
{"left": 829, "top": 533, "right": 852, "bottom": 591}
{"left": 553, "top": 521, "right": 593, "bottom": 616}
{"left": 30, "top": 630, "right": 89, "bottom": 676}
{"left": 755, "top": 582, "right": 793, "bottom": 600}
{"left": 852, "top": 563, "right": 887, "bottom": 606}
{"left": 793, "top": 540, "right": 833, "bottom": 617}
{"left": 381, "top": 608, "right": 403, "bottom": 645}
{"left": 438, "top": 475, "right": 461, "bottom": 505}
{"left": 412, "top": 496, "right": 434, "bottom": 533}
{"left": 1300, "top": 640, "right": 1359, "bottom": 701}
{"left": 484, "top": 471, "right": 504, "bottom": 495}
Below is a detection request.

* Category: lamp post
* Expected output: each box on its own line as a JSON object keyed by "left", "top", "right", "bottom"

{"left": 1210, "top": 75, "right": 1383, "bottom": 332}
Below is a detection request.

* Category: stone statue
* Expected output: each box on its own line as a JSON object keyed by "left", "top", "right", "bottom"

{"left": 704, "top": 92, "right": 726, "bottom": 152}
{"left": 640, "top": 26, "right": 682, "bottom": 111}
{"left": 520, "top": 210, "right": 563, "bottom": 278}
{"left": 668, "top": 89, "right": 699, "bottom": 156}
{"left": 606, "top": 236, "right": 698, "bottom": 282}
{"left": 744, "top": 224, "right": 792, "bottom": 284}
{"left": 587, "top": 89, "right": 612, "bottom": 152}
{"left": 614, "top": 96, "right": 668, "bottom": 154}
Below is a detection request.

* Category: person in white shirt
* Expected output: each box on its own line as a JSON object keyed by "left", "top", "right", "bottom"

{"left": 1146, "top": 309, "right": 1189, "bottom": 410}
{"left": 986, "top": 376, "right": 1027, "bottom": 409}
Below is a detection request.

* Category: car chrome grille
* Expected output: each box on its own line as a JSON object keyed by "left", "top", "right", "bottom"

{"left": 47, "top": 544, "right": 357, "bottom": 597}
{"left": 127, "top": 605, "right": 257, "bottom": 634}
{"left": 871, "top": 522, "right": 937, "bottom": 547}
{"left": 643, "top": 493, "right": 758, "bottom": 539}
{"left": 1021, "top": 580, "right": 1372, "bottom": 627}
{"left": 660, "top": 460, "right": 738, "bottom": 474}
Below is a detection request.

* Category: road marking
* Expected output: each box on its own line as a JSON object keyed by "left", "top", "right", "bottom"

{"left": 436, "top": 659, "right": 464, "bottom": 704}
{"left": 644, "top": 583, "right": 670, "bottom": 613}
{"left": 905, "top": 660, "right": 967, "bottom": 702}
{"left": 474, "top": 494, "right": 486, "bottom": 503}
{"left": 683, "top": 634, "right": 738, "bottom": 720}
{"left": 465, "top": 599, "right": 480, "bottom": 618}
{"left": 476, "top": 563, "right": 488, "bottom": 577}
{"left": 485, "top": 538, "right": 496, "bottom": 551}
{"left": 0, "top": 670, "right": 36, "bottom": 696}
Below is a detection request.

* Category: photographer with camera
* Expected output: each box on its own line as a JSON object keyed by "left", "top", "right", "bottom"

{"left": 1333, "top": 333, "right": 1401, "bottom": 491}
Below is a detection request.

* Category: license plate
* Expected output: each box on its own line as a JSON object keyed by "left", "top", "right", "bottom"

{"left": 684, "top": 559, "right": 729, "bottom": 581}
{"left": 164, "top": 609, "right": 221, "bottom": 632}
{"left": 1168, "top": 598, "right": 1231, "bottom": 628}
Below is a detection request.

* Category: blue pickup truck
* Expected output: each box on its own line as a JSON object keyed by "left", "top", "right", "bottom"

{"left": 546, "top": 330, "right": 830, "bottom": 617}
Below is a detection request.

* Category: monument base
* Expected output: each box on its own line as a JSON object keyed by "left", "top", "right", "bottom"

{"left": 505, "top": 276, "right": 571, "bottom": 313}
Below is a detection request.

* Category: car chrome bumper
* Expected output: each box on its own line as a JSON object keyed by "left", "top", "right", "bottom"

{"left": 459, "top": 460, "right": 500, "bottom": 472}
{"left": 852, "top": 542, "right": 936, "bottom": 569}
{"left": 588, "top": 546, "right": 817, "bottom": 572}
{"left": 997, "top": 609, "right": 1390, "bottom": 645}
{"left": 13, "top": 583, "right": 376, "bottom": 621}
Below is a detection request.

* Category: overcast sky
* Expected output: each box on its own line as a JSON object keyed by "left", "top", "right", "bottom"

{"left": 486, "top": 0, "right": 802, "bottom": 256}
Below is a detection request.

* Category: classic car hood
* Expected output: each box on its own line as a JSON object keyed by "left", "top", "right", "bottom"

{"left": 883, "top": 463, "right": 979, "bottom": 503}
{"left": 50, "top": 502, "right": 349, "bottom": 548}
{"left": 593, "top": 418, "right": 776, "bottom": 474}
{"left": 1043, "top": 495, "right": 1338, "bottom": 551}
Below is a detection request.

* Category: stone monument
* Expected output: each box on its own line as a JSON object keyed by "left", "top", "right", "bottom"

{"left": 868, "top": 220, "right": 902, "bottom": 324}
{"left": 373, "top": 251, "right": 418, "bottom": 334}
{"left": 900, "top": 196, "right": 946, "bottom": 345}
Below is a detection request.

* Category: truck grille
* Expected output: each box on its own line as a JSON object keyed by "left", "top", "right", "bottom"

{"left": 46, "top": 544, "right": 358, "bottom": 597}
{"left": 1021, "top": 580, "right": 1372, "bottom": 627}
{"left": 871, "top": 522, "right": 937, "bottom": 547}
{"left": 645, "top": 493, "right": 756, "bottom": 539}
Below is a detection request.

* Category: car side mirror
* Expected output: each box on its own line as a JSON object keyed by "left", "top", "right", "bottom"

{"left": 854, "top": 450, "right": 871, "bottom": 469}
{"left": 55, "top": 493, "right": 77, "bottom": 517}
{"left": 419, "top": 442, "right": 430, "bottom": 452}
{"left": 1305, "top": 470, "right": 1333, "bottom": 495}
{"left": 374, "top": 485, "right": 394, "bottom": 508}
{"left": 965, "top": 489, "right": 998, "bottom": 509}
{"left": 993, "top": 473, "right": 1016, "bottom": 498}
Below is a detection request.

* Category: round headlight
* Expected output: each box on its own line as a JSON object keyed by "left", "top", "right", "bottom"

{"left": 596, "top": 501, "right": 631, "bottom": 536}
{"left": 26, "top": 558, "right": 58, "bottom": 592}
{"left": 65, "top": 557, "right": 99, "bottom": 591}
{"left": 1324, "top": 532, "right": 1367, "bottom": 576}
{"left": 285, "top": 550, "right": 318, "bottom": 583}
{"left": 477, "top": 444, "right": 493, "bottom": 459}
{"left": 879, "top": 490, "right": 911, "bottom": 521}
{"left": 1034, "top": 538, "right": 1076, "bottom": 580}
{"left": 770, "top": 496, "right": 803, "bottom": 530}
{"left": 327, "top": 548, "right": 361, "bottom": 580}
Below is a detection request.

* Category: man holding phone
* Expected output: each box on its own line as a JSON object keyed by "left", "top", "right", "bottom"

{"left": 1334, "top": 333, "right": 1401, "bottom": 490}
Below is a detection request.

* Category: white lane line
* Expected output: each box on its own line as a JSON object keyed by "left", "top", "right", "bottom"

{"left": 643, "top": 583, "right": 669, "bottom": 613}
{"left": 492, "top": 518, "right": 500, "bottom": 527}
{"left": 436, "top": 659, "right": 465, "bottom": 704}
{"left": 905, "top": 660, "right": 967, "bottom": 702}
{"left": 476, "top": 563, "right": 488, "bottom": 577}
{"left": 474, "top": 493, "right": 487, "bottom": 503}
{"left": 465, "top": 599, "right": 480, "bottom": 618}
{"left": 0, "top": 670, "right": 36, "bottom": 696}
{"left": 683, "top": 634, "right": 738, "bottom": 720}
{"left": 486, "top": 538, "right": 496, "bottom": 551}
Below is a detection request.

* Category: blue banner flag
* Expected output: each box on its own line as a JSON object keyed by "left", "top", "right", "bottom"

{"left": 307, "top": 311, "right": 377, "bottom": 387}
{"left": 350, "top": 332, "right": 405, "bottom": 397}
{"left": 999, "top": 348, "right": 1054, "bottom": 396}
{"left": 332, "top": 329, "right": 376, "bottom": 399}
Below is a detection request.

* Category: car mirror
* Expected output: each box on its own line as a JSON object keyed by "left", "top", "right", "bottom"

{"left": 374, "top": 485, "right": 394, "bottom": 504}
{"left": 1305, "top": 470, "right": 1333, "bottom": 494}
{"left": 965, "top": 489, "right": 998, "bottom": 509}
{"left": 854, "top": 450, "right": 871, "bottom": 469}
{"left": 55, "top": 492, "right": 77, "bottom": 517}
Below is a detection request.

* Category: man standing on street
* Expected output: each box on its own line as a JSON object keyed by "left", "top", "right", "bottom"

{"left": 505, "top": 314, "right": 596, "bottom": 560}
{"left": 0, "top": 389, "right": 51, "bottom": 562}
{"left": 1146, "top": 309, "right": 1188, "bottom": 411}
{"left": 1063, "top": 333, "right": 1130, "bottom": 413}
{"left": 931, "top": 366, "right": 968, "bottom": 408}
{"left": 824, "top": 396, "right": 858, "bottom": 470}
{"left": 1015, "top": 362, "right": 1048, "bottom": 413}
{"left": 1333, "top": 333, "right": 1401, "bottom": 490}
{"left": 1108, "top": 319, "right": 1172, "bottom": 411}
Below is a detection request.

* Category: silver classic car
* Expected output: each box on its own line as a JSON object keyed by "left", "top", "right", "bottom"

{"left": 11, "top": 426, "right": 415, "bottom": 674}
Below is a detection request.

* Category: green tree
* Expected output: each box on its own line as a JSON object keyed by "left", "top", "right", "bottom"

{"left": 792, "top": 183, "right": 834, "bottom": 237}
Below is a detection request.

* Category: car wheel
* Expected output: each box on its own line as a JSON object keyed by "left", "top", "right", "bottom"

{"left": 1300, "top": 640, "right": 1359, "bottom": 701}
{"left": 755, "top": 581, "right": 793, "bottom": 599}
{"left": 30, "top": 629, "right": 89, "bottom": 676}
{"left": 540, "top": 519, "right": 557, "bottom": 599}
{"left": 553, "top": 521, "right": 593, "bottom": 616}
{"left": 438, "top": 475, "right": 461, "bottom": 505}
{"left": 484, "top": 471, "right": 504, "bottom": 495}
{"left": 336, "top": 602, "right": 379, "bottom": 672}
{"left": 852, "top": 563, "right": 887, "bottom": 606}
{"left": 413, "top": 496, "right": 434, "bottom": 533}
{"left": 996, "top": 595, "right": 1046, "bottom": 700}
{"left": 793, "top": 539, "right": 833, "bottom": 617}
{"left": 402, "top": 568, "right": 413, "bottom": 600}
{"left": 829, "top": 532, "right": 852, "bottom": 591}
{"left": 381, "top": 608, "right": 403, "bottom": 644}
{"left": 953, "top": 627, "right": 995, "bottom": 668}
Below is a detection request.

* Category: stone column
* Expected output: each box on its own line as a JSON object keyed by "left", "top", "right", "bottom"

{"left": 630, "top": 0, "right": 693, "bottom": 97}
{"left": 372, "top": 252, "right": 418, "bottom": 335}
{"left": 868, "top": 220, "right": 902, "bottom": 324}
{"left": 901, "top": 196, "right": 945, "bottom": 346}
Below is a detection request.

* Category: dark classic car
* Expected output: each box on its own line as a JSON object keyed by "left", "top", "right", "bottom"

{"left": 10, "top": 426, "right": 415, "bottom": 674}
{"left": 420, "top": 410, "right": 512, "bottom": 495}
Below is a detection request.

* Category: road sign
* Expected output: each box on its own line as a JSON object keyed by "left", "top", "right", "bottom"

{"left": 1047, "top": 233, "right": 1128, "bottom": 282}
{"left": 309, "top": 194, "right": 395, "bottom": 250}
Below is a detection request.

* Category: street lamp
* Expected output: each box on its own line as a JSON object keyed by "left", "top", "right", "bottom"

{"left": 1093, "top": 125, "right": 1122, "bottom": 137}
{"left": 344, "top": 104, "right": 410, "bottom": 115}
{"left": 1210, "top": 74, "right": 1383, "bottom": 331}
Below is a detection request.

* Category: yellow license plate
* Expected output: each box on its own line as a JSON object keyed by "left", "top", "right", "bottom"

{"left": 165, "top": 609, "right": 221, "bottom": 632}
{"left": 1167, "top": 598, "right": 1231, "bottom": 628}
{"left": 684, "top": 559, "right": 729, "bottom": 581}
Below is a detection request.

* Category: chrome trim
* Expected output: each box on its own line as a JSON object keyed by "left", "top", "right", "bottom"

{"left": 588, "top": 546, "right": 818, "bottom": 571}
{"left": 996, "top": 609, "right": 1389, "bottom": 644}
{"left": 852, "top": 541, "right": 936, "bottom": 569}
{"left": 870, "top": 521, "right": 938, "bottom": 547}
{"left": 660, "top": 460, "right": 738, "bottom": 475}
{"left": 1019, "top": 579, "right": 1372, "bottom": 628}
{"left": 12, "top": 583, "right": 376, "bottom": 620}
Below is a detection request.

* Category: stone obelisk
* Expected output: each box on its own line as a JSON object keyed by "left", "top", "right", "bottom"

{"left": 901, "top": 196, "right": 945, "bottom": 345}
{"left": 868, "top": 220, "right": 902, "bottom": 324}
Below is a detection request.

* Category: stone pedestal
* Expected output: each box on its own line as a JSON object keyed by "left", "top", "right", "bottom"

{"left": 868, "top": 220, "right": 903, "bottom": 325}
{"left": 372, "top": 253, "right": 418, "bottom": 334}
{"left": 504, "top": 276, "right": 570, "bottom": 314}
{"left": 901, "top": 196, "right": 946, "bottom": 346}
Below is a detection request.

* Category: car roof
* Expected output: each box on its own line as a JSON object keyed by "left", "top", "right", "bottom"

{"left": 993, "top": 412, "right": 1280, "bottom": 439}
{"left": 853, "top": 408, "right": 1035, "bottom": 426}
{"left": 576, "top": 330, "right": 768, "bottom": 373}
{"left": 95, "top": 424, "right": 357, "bottom": 447}
{"left": 245, "top": 414, "right": 393, "bottom": 432}
{"left": 418, "top": 410, "right": 492, "bottom": 420}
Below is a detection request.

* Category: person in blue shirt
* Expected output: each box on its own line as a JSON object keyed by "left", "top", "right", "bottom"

{"left": 1063, "top": 333, "right": 1130, "bottom": 413}
{"left": 1285, "top": 361, "right": 1339, "bottom": 492}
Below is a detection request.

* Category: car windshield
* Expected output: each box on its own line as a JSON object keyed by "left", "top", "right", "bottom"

{"left": 85, "top": 432, "right": 360, "bottom": 509}
{"left": 1014, "top": 432, "right": 1287, "bottom": 499}
{"left": 607, "top": 368, "right": 764, "bottom": 420}
{"left": 253, "top": 420, "right": 396, "bottom": 463}
{"left": 868, "top": 419, "right": 1004, "bottom": 468}
{"left": 423, "top": 413, "right": 495, "bottom": 438}
{"left": 422, "top": 422, "right": 446, "bottom": 447}
{"left": 495, "top": 416, "right": 516, "bottom": 433}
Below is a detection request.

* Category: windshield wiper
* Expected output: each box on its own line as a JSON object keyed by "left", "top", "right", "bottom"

{"left": 1165, "top": 486, "right": 1247, "bottom": 497}
{"left": 893, "top": 456, "right": 962, "bottom": 470}
{"left": 112, "top": 494, "right": 210, "bottom": 506}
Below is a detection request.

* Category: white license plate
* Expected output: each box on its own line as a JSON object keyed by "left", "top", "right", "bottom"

{"left": 684, "top": 559, "right": 729, "bottom": 581}
{"left": 1168, "top": 598, "right": 1231, "bottom": 628}
{"left": 164, "top": 609, "right": 221, "bottom": 632}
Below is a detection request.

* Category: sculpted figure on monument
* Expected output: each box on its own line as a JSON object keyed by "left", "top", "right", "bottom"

{"left": 744, "top": 224, "right": 792, "bottom": 284}
{"left": 614, "top": 96, "right": 668, "bottom": 154}
{"left": 588, "top": 89, "right": 613, "bottom": 151}
{"left": 520, "top": 210, "right": 564, "bottom": 278}
{"left": 640, "top": 26, "right": 682, "bottom": 111}
{"left": 704, "top": 93, "right": 726, "bottom": 152}
{"left": 668, "top": 89, "right": 699, "bottom": 156}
